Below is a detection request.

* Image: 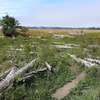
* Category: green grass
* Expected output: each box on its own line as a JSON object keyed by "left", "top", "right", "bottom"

{"left": 63, "top": 67, "right": 100, "bottom": 100}
{"left": 0, "top": 30, "right": 100, "bottom": 100}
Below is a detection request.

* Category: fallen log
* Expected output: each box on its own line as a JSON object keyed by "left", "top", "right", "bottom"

{"left": 0, "top": 67, "right": 18, "bottom": 93}
{"left": 85, "top": 58, "right": 100, "bottom": 65}
{"left": 53, "top": 44, "right": 80, "bottom": 49}
{"left": 0, "top": 68, "right": 12, "bottom": 81}
{"left": 22, "top": 62, "right": 53, "bottom": 81}
{"left": 22, "top": 68, "right": 47, "bottom": 80}
{"left": 0, "top": 59, "right": 53, "bottom": 94}
{"left": 12, "top": 59, "right": 37, "bottom": 78}
{"left": 67, "top": 54, "right": 96, "bottom": 68}
{"left": 0, "top": 59, "right": 37, "bottom": 93}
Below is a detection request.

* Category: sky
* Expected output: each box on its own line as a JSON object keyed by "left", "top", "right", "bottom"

{"left": 0, "top": 0, "right": 100, "bottom": 27}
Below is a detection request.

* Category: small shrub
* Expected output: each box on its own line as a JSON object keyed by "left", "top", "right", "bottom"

{"left": 0, "top": 15, "right": 19, "bottom": 37}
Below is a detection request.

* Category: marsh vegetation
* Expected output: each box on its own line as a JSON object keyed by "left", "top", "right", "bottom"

{"left": 0, "top": 29, "right": 100, "bottom": 100}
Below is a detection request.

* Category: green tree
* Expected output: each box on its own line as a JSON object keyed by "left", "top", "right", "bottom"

{"left": 0, "top": 15, "right": 19, "bottom": 37}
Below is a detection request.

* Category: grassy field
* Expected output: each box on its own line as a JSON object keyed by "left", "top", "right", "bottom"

{"left": 0, "top": 29, "right": 100, "bottom": 100}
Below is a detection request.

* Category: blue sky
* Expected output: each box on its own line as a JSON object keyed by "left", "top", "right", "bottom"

{"left": 0, "top": 0, "right": 100, "bottom": 27}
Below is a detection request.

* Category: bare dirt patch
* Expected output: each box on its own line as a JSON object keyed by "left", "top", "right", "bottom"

{"left": 52, "top": 72, "right": 86, "bottom": 100}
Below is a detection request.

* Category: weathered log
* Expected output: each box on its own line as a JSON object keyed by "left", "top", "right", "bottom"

{"left": 0, "top": 59, "right": 36, "bottom": 93}
{"left": 12, "top": 59, "right": 37, "bottom": 78}
{"left": 24, "top": 68, "right": 47, "bottom": 76}
{"left": 67, "top": 54, "right": 96, "bottom": 68}
{"left": 85, "top": 58, "right": 100, "bottom": 65}
{"left": 0, "top": 68, "right": 11, "bottom": 81}
{"left": 0, "top": 59, "right": 52, "bottom": 93}
{"left": 22, "top": 68, "right": 47, "bottom": 80}
{"left": 0, "top": 67, "right": 18, "bottom": 93}
{"left": 22, "top": 62, "right": 52, "bottom": 80}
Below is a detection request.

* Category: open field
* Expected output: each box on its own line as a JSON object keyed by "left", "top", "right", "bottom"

{"left": 0, "top": 29, "right": 100, "bottom": 100}
{"left": 26, "top": 29, "right": 100, "bottom": 36}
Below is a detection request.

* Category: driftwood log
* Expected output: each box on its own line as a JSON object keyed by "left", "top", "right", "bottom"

{"left": 0, "top": 67, "right": 18, "bottom": 93}
{"left": 22, "top": 62, "right": 52, "bottom": 80}
{"left": 0, "top": 68, "right": 12, "bottom": 81}
{"left": 0, "top": 59, "right": 52, "bottom": 93}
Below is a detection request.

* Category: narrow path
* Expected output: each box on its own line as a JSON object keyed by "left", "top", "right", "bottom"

{"left": 52, "top": 72, "right": 86, "bottom": 100}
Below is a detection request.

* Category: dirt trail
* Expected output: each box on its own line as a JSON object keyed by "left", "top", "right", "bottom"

{"left": 52, "top": 72, "right": 86, "bottom": 100}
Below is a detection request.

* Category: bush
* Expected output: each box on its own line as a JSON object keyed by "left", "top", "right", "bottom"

{"left": 0, "top": 15, "right": 19, "bottom": 37}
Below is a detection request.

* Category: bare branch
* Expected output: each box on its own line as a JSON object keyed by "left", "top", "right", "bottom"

{"left": 45, "top": 62, "right": 52, "bottom": 71}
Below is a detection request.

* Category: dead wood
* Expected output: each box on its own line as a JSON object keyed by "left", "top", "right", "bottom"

{"left": 0, "top": 67, "right": 18, "bottom": 93}
{"left": 0, "top": 59, "right": 36, "bottom": 93}
{"left": 22, "top": 62, "right": 53, "bottom": 81}
{"left": 0, "top": 59, "right": 53, "bottom": 93}
{"left": 0, "top": 68, "right": 12, "bottom": 81}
